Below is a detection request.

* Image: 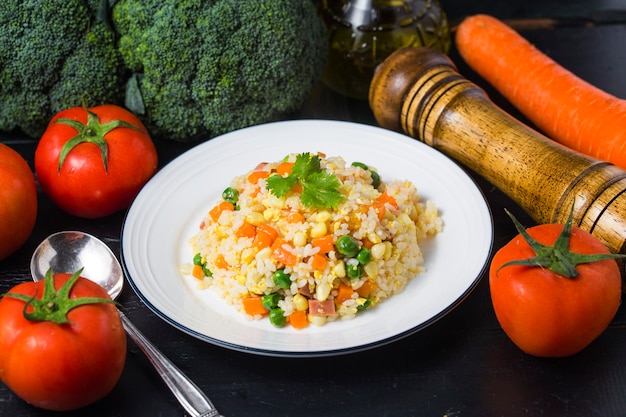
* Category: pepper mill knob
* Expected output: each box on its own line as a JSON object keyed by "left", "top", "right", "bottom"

{"left": 369, "top": 47, "right": 626, "bottom": 255}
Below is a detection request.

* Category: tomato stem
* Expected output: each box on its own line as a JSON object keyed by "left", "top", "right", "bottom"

{"left": 2, "top": 269, "right": 116, "bottom": 324}
{"left": 497, "top": 203, "right": 626, "bottom": 278}
{"left": 55, "top": 110, "right": 144, "bottom": 174}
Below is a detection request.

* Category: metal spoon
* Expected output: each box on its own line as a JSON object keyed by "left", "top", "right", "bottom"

{"left": 30, "top": 231, "right": 224, "bottom": 417}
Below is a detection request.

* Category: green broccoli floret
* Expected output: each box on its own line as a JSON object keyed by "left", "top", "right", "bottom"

{"left": 0, "top": 0, "right": 125, "bottom": 137}
{"left": 113, "top": 0, "right": 327, "bottom": 141}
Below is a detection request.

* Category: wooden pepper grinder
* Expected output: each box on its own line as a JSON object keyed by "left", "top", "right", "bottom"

{"left": 369, "top": 47, "right": 626, "bottom": 255}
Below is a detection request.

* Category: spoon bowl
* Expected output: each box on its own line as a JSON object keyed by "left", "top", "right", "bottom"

{"left": 30, "top": 231, "right": 223, "bottom": 417}
{"left": 30, "top": 231, "right": 123, "bottom": 299}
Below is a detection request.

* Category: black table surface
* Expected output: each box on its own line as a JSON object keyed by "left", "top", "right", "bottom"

{"left": 3, "top": 2, "right": 626, "bottom": 416}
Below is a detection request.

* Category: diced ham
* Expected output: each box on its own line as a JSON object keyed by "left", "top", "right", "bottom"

{"left": 308, "top": 299, "right": 336, "bottom": 316}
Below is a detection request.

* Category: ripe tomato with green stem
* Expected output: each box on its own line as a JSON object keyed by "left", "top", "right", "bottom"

{"left": 489, "top": 207, "right": 623, "bottom": 357}
{"left": 0, "top": 143, "right": 37, "bottom": 260}
{"left": 0, "top": 269, "right": 127, "bottom": 411}
{"left": 35, "top": 104, "right": 158, "bottom": 218}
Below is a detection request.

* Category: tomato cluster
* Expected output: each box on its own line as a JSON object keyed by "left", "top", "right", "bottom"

{"left": 0, "top": 104, "right": 157, "bottom": 410}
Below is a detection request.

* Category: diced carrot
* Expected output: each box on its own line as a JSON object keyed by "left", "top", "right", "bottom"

{"left": 288, "top": 310, "right": 309, "bottom": 329}
{"left": 192, "top": 264, "right": 204, "bottom": 280}
{"left": 310, "top": 253, "right": 328, "bottom": 270}
{"left": 271, "top": 238, "right": 298, "bottom": 266}
{"left": 335, "top": 282, "right": 355, "bottom": 305}
{"left": 286, "top": 211, "right": 306, "bottom": 223}
{"left": 311, "top": 234, "right": 334, "bottom": 254}
{"left": 236, "top": 221, "right": 256, "bottom": 238}
{"left": 362, "top": 237, "right": 374, "bottom": 249}
{"left": 215, "top": 254, "right": 229, "bottom": 269}
{"left": 291, "top": 182, "right": 303, "bottom": 194}
{"left": 242, "top": 295, "right": 269, "bottom": 316}
{"left": 253, "top": 222, "right": 279, "bottom": 249}
{"left": 256, "top": 222, "right": 279, "bottom": 240}
{"left": 356, "top": 280, "right": 378, "bottom": 298}
{"left": 248, "top": 170, "right": 270, "bottom": 184}
{"left": 372, "top": 192, "right": 398, "bottom": 220}
{"left": 276, "top": 161, "right": 294, "bottom": 176}
{"left": 209, "top": 201, "right": 234, "bottom": 222}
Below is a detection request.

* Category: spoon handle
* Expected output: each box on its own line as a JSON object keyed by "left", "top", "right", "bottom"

{"left": 118, "top": 310, "right": 224, "bottom": 417}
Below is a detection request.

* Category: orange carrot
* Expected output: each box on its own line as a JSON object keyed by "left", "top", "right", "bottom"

{"left": 288, "top": 310, "right": 309, "bottom": 329}
{"left": 311, "top": 234, "right": 334, "bottom": 254}
{"left": 191, "top": 264, "right": 204, "bottom": 280}
{"left": 242, "top": 295, "right": 268, "bottom": 316}
{"left": 310, "top": 253, "right": 328, "bottom": 270}
{"left": 248, "top": 170, "right": 269, "bottom": 184}
{"left": 236, "top": 221, "right": 256, "bottom": 238}
{"left": 276, "top": 161, "right": 294, "bottom": 176}
{"left": 286, "top": 211, "right": 306, "bottom": 223}
{"left": 271, "top": 238, "right": 298, "bottom": 266}
{"left": 335, "top": 282, "right": 355, "bottom": 305}
{"left": 209, "top": 201, "right": 234, "bottom": 222}
{"left": 356, "top": 280, "right": 377, "bottom": 298}
{"left": 372, "top": 192, "right": 398, "bottom": 220}
{"left": 456, "top": 14, "right": 626, "bottom": 169}
{"left": 215, "top": 254, "right": 229, "bottom": 269}
{"left": 253, "top": 222, "right": 279, "bottom": 249}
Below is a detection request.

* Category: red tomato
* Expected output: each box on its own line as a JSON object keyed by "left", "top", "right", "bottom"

{"left": 0, "top": 144, "right": 37, "bottom": 260}
{"left": 0, "top": 272, "right": 127, "bottom": 411}
{"left": 489, "top": 223, "right": 622, "bottom": 357}
{"left": 35, "top": 104, "right": 158, "bottom": 218}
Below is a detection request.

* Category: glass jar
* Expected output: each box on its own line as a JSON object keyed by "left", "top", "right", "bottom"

{"left": 317, "top": 0, "right": 450, "bottom": 99}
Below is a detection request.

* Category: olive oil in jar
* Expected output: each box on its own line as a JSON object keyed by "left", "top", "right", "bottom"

{"left": 317, "top": 0, "right": 450, "bottom": 99}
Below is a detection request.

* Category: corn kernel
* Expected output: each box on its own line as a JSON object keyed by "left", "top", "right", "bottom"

{"left": 316, "top": 210, "right": 332, "bottom": 222}
{"left": 245, "top": 212, "right": 264, "bottom": 226}
{"left": 293, "top": 231, "right": 307, "bottom": 247}
{"left": 308, "top": 315, "right": 327, "bottom": 326}
{"left": 310, "top": 222, "right": 327, "bottom": 238}
{"left": 367, "top": 232, "right": 382, "bottom": 245}
{"left": 332, "top": 261, "right": 346, "bottom": 278}
{"left": 371, "top": 243, "right": 386, "bottom": 260}
{"left": 316, "top": 282, "right": 332, "bottom": 301}
{"left": 364, "top": 262, "right": 378, "bottom": 278}
{"left": 293, "top": 293, "right": 308, "bottom": 311}
{"left": 384, "top": 241, "right": 393, "bottom": 260}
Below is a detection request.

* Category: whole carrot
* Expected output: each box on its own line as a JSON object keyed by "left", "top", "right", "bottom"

{"left": 455, "top": 14, "right": 626, "bottom": 169}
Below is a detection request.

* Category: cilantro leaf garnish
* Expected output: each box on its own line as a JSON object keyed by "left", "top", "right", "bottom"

{"left": 266, "top": 153, "right": 345, "bottom": 209}
{"left": 266, "top": 174, "right": 298, "bottom": 198}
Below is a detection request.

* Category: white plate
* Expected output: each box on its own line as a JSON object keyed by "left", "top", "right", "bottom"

{"left": 121, "top": 120, "right": 493, "bottom": 357}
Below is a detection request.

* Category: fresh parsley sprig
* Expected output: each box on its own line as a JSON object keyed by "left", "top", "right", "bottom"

{"left": 266, "top": 153, "right": 345, "bottom": 209}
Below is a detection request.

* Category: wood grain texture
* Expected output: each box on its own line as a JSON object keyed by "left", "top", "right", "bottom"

{"left": 370, "top": 46, "right": 626, "bottom": 254}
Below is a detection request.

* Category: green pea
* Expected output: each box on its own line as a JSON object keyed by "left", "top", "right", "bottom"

{"left": 347, "top": 263, "right": 363, "bottom": 279}
{"left": 192, "top": 253, "right": 212, "bottom": 277}
{"left": 269, "top": 308, "right": 286, "bottom": 327}
{"left": 351, "top": 161, "right": 368, "bottom": 170}
{"left": 335, "top": 235, "right": 360, "bottom": 257}
{"left": 370, "top": 170, "right": 381, "bottom": 189}
{"left": 357, "top": 298, "right": 372, "bottom": 311}
{"left": 222, "top": 187, "right": 239, "bottom": 204}
{"left": 273, "top": 269, "right": 291, "bottom": 289}
{"left": 356, "top": 248, "right": 371, "bottom": 265}
{"left": 262, "top": 293, "right": 281, "bottom": 310}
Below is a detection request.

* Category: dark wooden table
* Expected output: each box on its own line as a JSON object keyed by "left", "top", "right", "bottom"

{"left": 3, "top": 1, "right": 626, "bottom": 416}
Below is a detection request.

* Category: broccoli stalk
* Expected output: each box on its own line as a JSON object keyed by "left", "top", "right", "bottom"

{"left": 113, "top": 0, "right": 328, "bottom": 141}
{"left": 0, "top": 0, "right": 125, "bottom": 137}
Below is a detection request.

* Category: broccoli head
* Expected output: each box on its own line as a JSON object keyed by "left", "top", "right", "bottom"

{"left": 113, "top": 0, "right": 327, "bottom": 141}
{"left": 0, "top": 0, "right": 125, "bottom": 137}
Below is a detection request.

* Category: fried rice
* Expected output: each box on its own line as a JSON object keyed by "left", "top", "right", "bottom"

{"left": 188, "top": 152, "right": 442, "bottom": 328}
